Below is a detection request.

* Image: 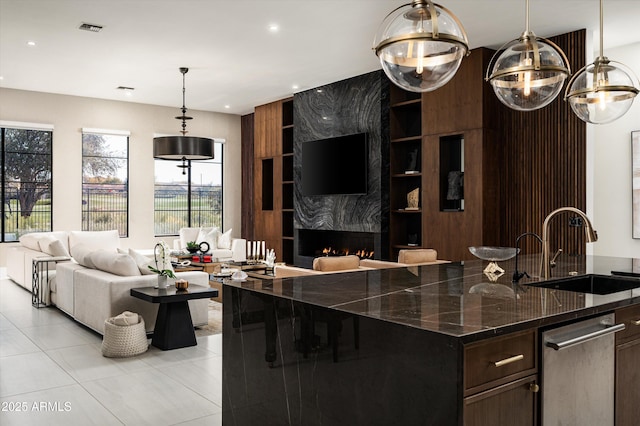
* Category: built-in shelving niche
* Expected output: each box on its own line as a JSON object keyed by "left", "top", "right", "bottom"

{"left": 262, "top": 158, "right": 274, "bottom": 211}
{"left": 439, "top": 134, "right": 464, "bottom": 212}
{"left": 281, "top": 98, "right": 294, "bottom": 264}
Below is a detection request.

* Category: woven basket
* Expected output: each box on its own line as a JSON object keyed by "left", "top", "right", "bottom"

{"left": 101, "top": 314, "right": 148, "bottom": 358}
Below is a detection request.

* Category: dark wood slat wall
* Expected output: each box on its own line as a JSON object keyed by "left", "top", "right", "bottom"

{"left": 241, "top": 113, "right": 254, "bottom": 241}
{"left": 495, "top": 30, "right": 587, "bottom": 256}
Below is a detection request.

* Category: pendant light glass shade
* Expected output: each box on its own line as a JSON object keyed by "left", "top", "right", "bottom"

{"left": 565, "top": 0, "right": 639, "bottom": 124}
{"left": 153, "top": 67, "right": 214, "bottom": 162}
{"left": 486, "top": 0, "right": 570, "bottom": 111}
{"left": 373, "top": 0, "right": 469, "bottom": 93}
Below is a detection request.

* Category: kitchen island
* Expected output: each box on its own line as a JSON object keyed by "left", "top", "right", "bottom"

{"left": 221, "top": 255, "right": 640, "bottom": 425}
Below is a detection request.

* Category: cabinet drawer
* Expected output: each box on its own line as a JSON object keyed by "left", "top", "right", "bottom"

{"left": 616, "top": 304, "right": 640, "bottom": 345}
{"left": 464, "top": 330, "right": 537, "bottom": 394}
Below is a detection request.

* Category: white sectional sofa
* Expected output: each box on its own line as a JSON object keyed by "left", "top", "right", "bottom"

{"left": 7, "top": 230, "right": 209, "bottom": 334}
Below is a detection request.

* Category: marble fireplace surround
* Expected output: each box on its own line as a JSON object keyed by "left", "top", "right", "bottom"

{"left": 293, "top": 70, "right": 389, "bottom": 267}
{"left": 295, "top": 229, "right": 382, "bottom": 268}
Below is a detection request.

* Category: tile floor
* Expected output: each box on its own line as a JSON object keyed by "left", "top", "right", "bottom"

{"left": 0, "top": 273, "right": 223, "bottom": 426}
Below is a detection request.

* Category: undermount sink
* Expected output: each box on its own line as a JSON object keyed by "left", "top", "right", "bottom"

{"left": 527, "top": 275, "right": 640, "bottom": 295}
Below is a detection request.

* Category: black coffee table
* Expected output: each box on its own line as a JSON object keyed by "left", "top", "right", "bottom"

{"left": 130, "top": 285, "right": 218, "bottom": 350}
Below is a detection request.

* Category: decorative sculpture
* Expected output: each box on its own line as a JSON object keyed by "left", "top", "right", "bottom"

{"left": 407, "top": 187, "right": 419, "bottom": 210}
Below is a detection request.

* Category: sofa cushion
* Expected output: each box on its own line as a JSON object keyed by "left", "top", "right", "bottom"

{"left": 312, "top": 255, "right": 361, "bottom": 272}
{"left": 72, "top": 244, "right": 96, "bottom": 268}
{"left": 129, "top": 249, "right": 155, "bottom": 275}
{"left": 89, "top": 250, "right": 141, "bottom": 277}
{"left": 69, "top": 230, "right": 120, "bottom": 259}
{"left": 38, "top": 235, "right": 70, "bottom": 257}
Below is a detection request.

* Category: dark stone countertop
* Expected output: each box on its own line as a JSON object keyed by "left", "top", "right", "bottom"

{"left": 223, "top": 255, "right": 640, "bottom": 343}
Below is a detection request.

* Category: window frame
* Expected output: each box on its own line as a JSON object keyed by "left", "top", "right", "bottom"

{"left": 81, "top": 128, "right": 130, "bottom": 237}
{"left": 0, "top": 122, "right": 54, "bottom": 242}
{"left": 153, "top": 141, "right": 224, "bottom": 237}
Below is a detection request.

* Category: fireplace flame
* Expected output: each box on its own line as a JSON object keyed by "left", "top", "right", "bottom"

{"left": 321, "top": 247, "right": 374, "bottom": 259}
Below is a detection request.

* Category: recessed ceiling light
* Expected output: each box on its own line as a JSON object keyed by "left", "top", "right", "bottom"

{"left": 224, "top": 105, "right": 230, "bottom": 109}
{"left": 292, "top": 84, "right": 299, "bottom": 90}
{"left": 0, "top": 76, "right": 4, "bottom": 80}
{"left": 268, "top": 24, "right": 279, "bottom": 33}
{"left": 27, "top": 41, "right": 36, "bottom": 46}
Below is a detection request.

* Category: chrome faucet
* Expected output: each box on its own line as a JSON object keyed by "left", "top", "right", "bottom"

{"left": 540, "top": 207, "right": 598, "bottom": 279}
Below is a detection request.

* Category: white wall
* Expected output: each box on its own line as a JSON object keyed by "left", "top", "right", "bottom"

{"left": 592, "top": 42, "right": 640, "bottom": 258}
{"left": 0, "top": 88, "right": 242, "bottom": 265}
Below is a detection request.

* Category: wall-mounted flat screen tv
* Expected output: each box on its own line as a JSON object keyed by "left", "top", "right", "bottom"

{"left": 302, "top": 133, "right": 368, "bottom": 196}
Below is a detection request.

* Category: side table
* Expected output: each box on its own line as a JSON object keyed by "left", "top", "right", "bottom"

{"left": 130, "top": 285, "right": 218, "bottom": 350}
{"left": 32, "top": 256, "right": 71, "bottom": 308}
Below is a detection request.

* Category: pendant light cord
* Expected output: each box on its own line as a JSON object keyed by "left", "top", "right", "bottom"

{"left": 525, "top": 0, "right": 530, "bottom": 34}
{"left": 178, "top": 67, "right": 191, "bottom": 136}
{"left": 599, "top": 0, "right": 604, "bottom": 59}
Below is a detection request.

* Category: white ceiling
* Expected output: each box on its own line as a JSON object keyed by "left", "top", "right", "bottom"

{"left": 1, "top": 0, "right": 639, "bottom": 115}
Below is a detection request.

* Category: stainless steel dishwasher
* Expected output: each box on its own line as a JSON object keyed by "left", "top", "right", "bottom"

{"left": 541, "top": 313, "right": 625, "bottom": 425}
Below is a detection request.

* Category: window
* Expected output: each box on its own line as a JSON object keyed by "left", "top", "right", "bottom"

{"left": 154, "top": 142, "right": 223, "bottom": 236}
{"left": 1, "top": 125, "right": 53, "bottom": 242}
{"left": 82, "top": 129, "right": 129, "bottom": 236}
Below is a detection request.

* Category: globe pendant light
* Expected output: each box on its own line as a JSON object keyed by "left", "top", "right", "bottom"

{"left": 565, "top": 0, "right": 639, "bottom": 124}
{"left": 153, "top": 67, "right": 214, "bottom": 174}
{"left": 373, "top": 0, "right": 469, "bottom": 93}
{"left": 486, "top": 0, "right": 571, "bottom": 111}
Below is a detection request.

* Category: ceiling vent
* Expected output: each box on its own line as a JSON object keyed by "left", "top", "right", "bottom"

{"left": 79, "top": 23, "right": 103, "bottom": 32}
{"left": 117, "top": 86, "right": 134, "bottom": 91}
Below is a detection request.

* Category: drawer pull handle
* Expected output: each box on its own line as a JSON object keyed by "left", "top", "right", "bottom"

{"left": 493, "top": 354, "right": 524, "bottom": 367}
{"left": 632, "top": 319, "right": 640, "bottom": 326}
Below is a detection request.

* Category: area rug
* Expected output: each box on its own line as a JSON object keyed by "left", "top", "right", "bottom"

{"left": 195, "top": 300, "right": 222, "bottom": 336}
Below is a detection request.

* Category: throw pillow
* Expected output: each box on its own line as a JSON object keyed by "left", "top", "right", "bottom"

{"left": 71, "top": 244, "right": 96, "bottom": 269}
{"left": 38, "top": 235, "right": 70, "bottom": 257}
{"left": 19, "top": 233, "right": 42, "bottom": 251}
{"left": 217, "top": 228, "right": 233, "bottom": 250}
{"left": 312, "top": 255, "right": 360, "bottom": 272}
{"left": 195, "top": 227, "right": 217, "bottom": 250}
{"left": 398, "top": 249, "right": 438, "bottom": 264}
{"left": 129, "top": 249, "right": 155, "bottom": 275}
{"left": 19, "top": 231, "right": 70, "bottom": 252}
{"left": 89, "top": 250, "right": 141, "bottom": 277}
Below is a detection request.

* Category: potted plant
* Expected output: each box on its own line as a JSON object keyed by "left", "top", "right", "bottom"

{"left": 149, "top": 241, "right": 176, "bottom": 288}
{"left": 186, "top": 241, "right": 200, "bottom": 254}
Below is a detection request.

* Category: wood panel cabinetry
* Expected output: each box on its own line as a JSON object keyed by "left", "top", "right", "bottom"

{"left": 615, "top": 304, "right": 640, "bottom": 426}
{"left": 389, "top": 48, "right": 500, "bottom": 261}
{"left": 463, "top": 329, "right": 538, "bottom": 426}
{"left": 252, "top": 98, "right": 294, "bottom": 264}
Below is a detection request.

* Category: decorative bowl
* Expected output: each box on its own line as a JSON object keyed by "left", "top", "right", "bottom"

{"left": 175, "top": 279, "right": 189, "bottom": 290}
{"left": 468, "top": 246, "right": 519, "bottom": 262}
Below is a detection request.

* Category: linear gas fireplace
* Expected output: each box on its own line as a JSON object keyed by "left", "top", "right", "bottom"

{"left": 294, "top": 229, "right": 383, "bottom": 268}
